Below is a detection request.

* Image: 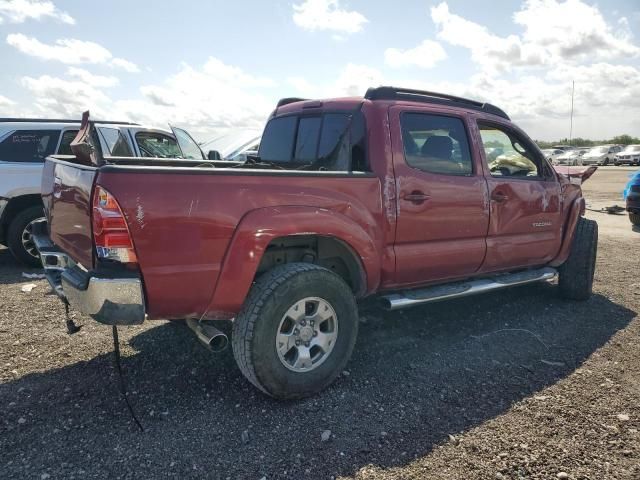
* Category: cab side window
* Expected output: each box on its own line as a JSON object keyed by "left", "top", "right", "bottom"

{"left": 400, "top": 113, "right": 472, "bottom": 175}
{"left": 0, "top": 130, "right": 61, "bottom": 163}
{"left": 478, "top": 123, "right": 543, "bottom": 178}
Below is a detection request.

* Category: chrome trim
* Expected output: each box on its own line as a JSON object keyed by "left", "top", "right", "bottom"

{"left": 381, "top": 267, "right": 557, "bottom": 310}
{"left": 40, "top": 250, "right": 72, "bottom": 271}
{"left": 186, "top": 318, "right": 228, "bottom": 352}
{"left": 62, "top": 276, "right": 145, "bottom": 325}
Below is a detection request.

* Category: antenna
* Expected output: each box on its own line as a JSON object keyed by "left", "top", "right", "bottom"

{"left": 569, "top": 81, "right": 575, "bottom": 146}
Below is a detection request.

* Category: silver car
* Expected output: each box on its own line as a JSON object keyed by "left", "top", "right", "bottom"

{"left": 580, "top": 145, "right": 622, "bottom": 166}
{"left": 614, "top": 145, "right": 640, "bottom": 166}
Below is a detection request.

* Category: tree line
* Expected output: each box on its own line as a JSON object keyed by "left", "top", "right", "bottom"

{"left": 536, "top": 135, "right": 640, "bottom": 149}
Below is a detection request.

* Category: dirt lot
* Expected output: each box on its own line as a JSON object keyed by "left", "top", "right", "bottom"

{"left": 1, "top": 167, "right": 638, "bottom": 479}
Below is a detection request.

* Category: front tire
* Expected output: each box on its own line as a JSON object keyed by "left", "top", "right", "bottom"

{"left": 7, "top": 206, "right": 45, "bottom": 267}
{"left": 558, "top": 217, "right": 598, "bottom": 300}
{"left": 630, "top": 213, "right": 640, "bottom": 226}
{"left": 232, "top": 263, "right": 358, "bottom": 399}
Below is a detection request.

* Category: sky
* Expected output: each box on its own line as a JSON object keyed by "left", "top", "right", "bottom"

{"left": 0, "top": 0, "right": 639, "bottom": 141}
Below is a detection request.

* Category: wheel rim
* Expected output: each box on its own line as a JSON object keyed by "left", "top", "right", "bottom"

{"left": 275, "top": 297, "right": 338, "bottom": 373}
{"left": 21, "top": 217, "right": 45, "bottom": 259}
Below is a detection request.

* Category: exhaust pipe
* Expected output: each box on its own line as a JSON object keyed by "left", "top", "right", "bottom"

{"left": 186, "top": 318, "right": 229, "bottom": 352}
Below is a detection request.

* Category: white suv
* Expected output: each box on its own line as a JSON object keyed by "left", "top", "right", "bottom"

{"left": 0, "top": 118, "right": 204, "bottom": 266}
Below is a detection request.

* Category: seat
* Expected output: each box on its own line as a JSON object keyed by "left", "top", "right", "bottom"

{"left": 421, "top": 135, "right": 453, "bottom": 160}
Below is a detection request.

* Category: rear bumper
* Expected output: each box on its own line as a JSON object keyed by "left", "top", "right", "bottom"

{"left": 33, "top": 221, "right": 145, "bottom": 325}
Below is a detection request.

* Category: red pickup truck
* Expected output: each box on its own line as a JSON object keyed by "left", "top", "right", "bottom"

{"left": 35, "top": 87, "right": 598, "bottom": 399}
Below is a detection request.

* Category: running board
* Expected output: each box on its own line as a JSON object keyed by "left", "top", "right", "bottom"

{"left": 380, "top": 267, "right": 557, "bottom": 310}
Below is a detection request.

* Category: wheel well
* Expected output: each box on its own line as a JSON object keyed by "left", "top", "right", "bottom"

{"left": 256, "top": 235, "right": 367, "bottom": 297}
{"left": 0, "top": 194, "right": 43, "bottom": 243}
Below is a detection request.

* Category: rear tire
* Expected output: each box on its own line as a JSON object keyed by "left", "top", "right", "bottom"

{"left": 7, "top": 206, "right": 45, "bottom": 267}
{"left": 558, "top": 217, "right": 598, "bottom": 300}
{"left": 630, "top": 213, "right": 640, "bottom": 227}
{"left": 232, "top": 263, "right": 358, "bottom": 399}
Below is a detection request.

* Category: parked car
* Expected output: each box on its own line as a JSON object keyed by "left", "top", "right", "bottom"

{"left": 554, "top": 148, "right": 589, "bottom": 166}
{"left": 624, "top": 170, "right": 640, "bottom": 226}
{"left": 581, "top": 145, "right": 622, "bottom": 166}
{"left": 200, "top": 130, "right": 261, "bottom": 162}
{"left": 34, "top": 87, "right": 597, "bottom": 399}
{"left": 614, "top": 145, "right": 640, "bottom": 166}
{"left": 0, "top": 118, "right": 203, "bottom": 266}
{"left": 541, "top": 148, "right": 564, "bottom": 162}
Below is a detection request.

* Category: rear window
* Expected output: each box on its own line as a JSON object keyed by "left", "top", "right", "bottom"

{"left": 0, "top": 129, "right": 61, "bottom": 163}
{"left": 258, "top": 112, "right": 367, "bottom": 171}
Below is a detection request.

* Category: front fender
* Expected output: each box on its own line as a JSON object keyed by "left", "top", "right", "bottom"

{"left": 205, "top": 206, "right": 381, "bottom": 318}
{"left": 549, "top": 197, "right": 585, "bottom": 267}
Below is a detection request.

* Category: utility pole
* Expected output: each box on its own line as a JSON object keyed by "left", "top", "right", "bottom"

{"left": 569, "top": 80, "right": 575, "bottom": 146}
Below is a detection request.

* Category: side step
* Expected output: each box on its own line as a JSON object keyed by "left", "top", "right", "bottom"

{"left": 380, "top": 267, "right": 557, "bottom": 310}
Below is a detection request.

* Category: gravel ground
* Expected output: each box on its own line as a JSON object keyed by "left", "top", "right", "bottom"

{"left": 1, "top": 167, "right": 638, "bottom": 479}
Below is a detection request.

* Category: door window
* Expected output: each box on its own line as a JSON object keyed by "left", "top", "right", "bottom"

{"left": 477, "top": 124, "right": 542, "bottom": 178}
{"left": 0, "top": 129, "right": 61, "bottom": 162}
{"left": 172, "top": 127, "right": 205, "bottom": 160}
{"left": 400, "top": 113, "right": 472, "bottom": 175}
{"left": 57, "top": 130, "right": 79, "bottom": 155}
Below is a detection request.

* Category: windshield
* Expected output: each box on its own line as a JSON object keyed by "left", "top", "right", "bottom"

{"left": 622, "top": 145, "right": 640, "bottom": 153}
{"left": 136, "top": 132, "right": 182, "bottom": 158}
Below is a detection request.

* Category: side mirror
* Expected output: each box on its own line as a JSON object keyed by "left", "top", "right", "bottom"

{"left": 207, "top": 150, "right": 221, "bottom": 160}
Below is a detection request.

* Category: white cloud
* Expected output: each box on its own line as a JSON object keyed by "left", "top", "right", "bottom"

{"left": 21, "top": 74, "right": 112, "bottom": 118}
{"left": 6, "top": 33, "right": 140, "bottom": 71}
{"left": 0, "top": 0, "right": 74, "bottom": 24}
{"left": 513, "top": 0, "right": 639, "bottom": 58}
{"left": 334, "top": 63, "right": 383, "bottom": 96}
{"left": 111, "top": 57, "right": 140, "bottom": 73}
{"left": 66, "top": 67, "right": 119, "bottom": 88}
{"left": 0, "top": 94, "right": 16, "bottom": 107}
{"left": 431, "top": 2, "right": 545, "bottom": 73}
{"left": 431, "top": 1, "right": 640, "bottom": 73}
{"left": 287, "top": 76, "right": 316, "bottom": 94}
{"left": 293, "top": 0, "right": 367, "bottom": 34}
{"left": 384, "top": 40, "right": 447, "bottom": 69}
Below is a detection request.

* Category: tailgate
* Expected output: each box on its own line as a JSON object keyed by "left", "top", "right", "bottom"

{"left": 42, "top": 157, "right": 96, "bottom": 268}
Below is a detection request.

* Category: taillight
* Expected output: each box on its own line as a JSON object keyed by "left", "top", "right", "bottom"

{"left": 92, "top": 186, "right": 137, "bottom": 263}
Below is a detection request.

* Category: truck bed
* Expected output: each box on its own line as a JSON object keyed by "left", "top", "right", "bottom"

{"left": 42, "top": 156, "right": 383, "bottom": 319}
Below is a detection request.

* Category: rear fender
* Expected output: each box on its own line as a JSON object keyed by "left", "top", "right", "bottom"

{"left": 549, "top": 197, "right": 585, "bottom": 267}
{"left": 205, "top": 206, "right": 380, "bottom": 318}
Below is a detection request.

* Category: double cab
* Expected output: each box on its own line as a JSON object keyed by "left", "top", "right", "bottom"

{"left": 35, "top": 87, "right": 598, "bottom": 399}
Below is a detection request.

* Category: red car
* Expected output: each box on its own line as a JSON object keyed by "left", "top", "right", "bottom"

{"left": 35, "top": 87, "right": 598, "bottom": 399}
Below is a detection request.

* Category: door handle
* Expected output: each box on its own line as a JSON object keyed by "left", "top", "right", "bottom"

{"left": 491, "top": 192, "right": 509, "bottom": 203}
{"left": 402, "top": 191, "right": 431, "bottom": 204}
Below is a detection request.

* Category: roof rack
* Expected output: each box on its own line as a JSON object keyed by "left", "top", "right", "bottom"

{"left": 0, "top": 118, "right": 139, "bottom": 125}
{"left": 364, "top": 86, "right": 510, "bottom": 120}
{"left": 275, "top": 98, "right": 308, "bottom": 108}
